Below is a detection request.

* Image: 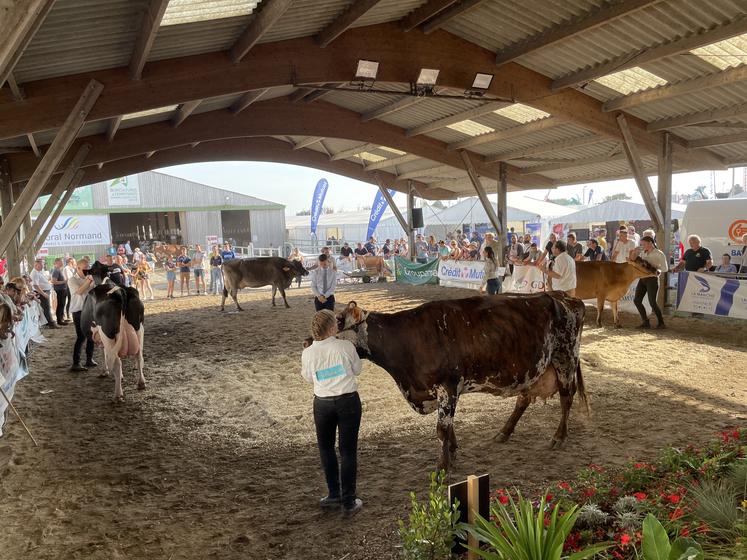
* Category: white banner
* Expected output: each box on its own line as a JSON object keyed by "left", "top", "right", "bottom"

{"left": 507, "top": 265, "right": 546, "bottom": 293}
{"left": 38, "top": 214, "right": 111, "bottom": 248}
{"left": 677, "top": 272, "right": 747, "bottom": 319}
{"left": 438, "top": 260, "right": 505, "bottom": 290}
{"left": 107, "top": 175, "right": 140, "bottom": 206}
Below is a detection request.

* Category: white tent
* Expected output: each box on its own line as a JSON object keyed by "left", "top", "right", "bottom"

{"left": 549, "top": 200, "right": 686, "bottom": 225}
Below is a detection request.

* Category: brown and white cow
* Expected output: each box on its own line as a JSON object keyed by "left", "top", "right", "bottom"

{"left": 575, "top": 258, "right": 658, "bottom": 327}
{"left": 333, "top": 292, "right": 588, "bottom": 470}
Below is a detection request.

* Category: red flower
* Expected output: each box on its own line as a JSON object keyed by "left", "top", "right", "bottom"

{"left": 619, "top": 533, "right": 632, "bottom": 547}
{"left": 667, "top": 494, "right": 682, "bottom": 504}
{"left": 633, "top": 462, "right": 648, "bottom": 470}
{"left": 670, "top": 507, "right": 685, "bottom": 521}
{"left": 680, "top": 527, "right": 690, "bottom": 537}
{"left": 633, "top": 492, "right": 647, "bottom": 501}
{"left": 558, "top": 481, "right": 572, "bottom": 492}
{"left": 498, "top": 494, "right": 509, "bottom": 505}
{"left": 582, "top": 487, "right": 597, "bottom": 498}
{"left": 545, "top": 494, "right": 554, "bottom": 503}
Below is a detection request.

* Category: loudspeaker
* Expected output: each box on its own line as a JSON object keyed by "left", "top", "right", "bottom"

{"left": 411, "top": 208, "right": 424, "bottom": 229}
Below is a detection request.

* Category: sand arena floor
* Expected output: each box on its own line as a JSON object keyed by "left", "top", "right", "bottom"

{"left": 1, "top": 278, "right": 745, "bottom": 559}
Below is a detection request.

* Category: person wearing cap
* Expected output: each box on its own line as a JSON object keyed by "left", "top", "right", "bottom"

{"left": 633, "top": 235, "right": 668, "bottom": 329}
{"left": 611, "top": 226, "right": 637, "bottom": 264}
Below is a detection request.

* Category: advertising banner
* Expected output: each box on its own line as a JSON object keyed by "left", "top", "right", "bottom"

{"left": 38, "top": 214, "right": 111, "bottom": 248}
{"left": 438, "top": 260, "right": 505, "bottom": 290}
{"left": 367, "top": 189, "right": 395, "bottom": 241}
{"left": 508, "top": 265, "right": 546, "bottom": 293}
{"left": 34, "top": 185, "right": 93, "bottom": 212}
{"left": 394, "top": 257, "right": 438, "bottom": 285}
{"left": 676, "top": 272, "right": 747, "bottom": 319}
{"left": 526, "top": 223, "right": 542, "bottom": 246}
{"left": 309, "top": 178, "right": 329, "bottom": 235}
{"left": 107, "top": 175, "right": 140, "bottom": 206}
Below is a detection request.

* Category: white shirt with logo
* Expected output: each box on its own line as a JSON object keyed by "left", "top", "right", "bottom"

{"left": 552, "top": 252, "right": 577, "bottom": 292}
{"left": 301, "top": 337, "right": 362, "bottom": 398}
{"left": 641, "top": 248, "right": 668, "bottom": 273}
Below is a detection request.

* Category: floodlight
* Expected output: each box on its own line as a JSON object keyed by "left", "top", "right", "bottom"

{"left": 416, "top": 68, "right": 440, "bottom": 86}
{"left": 471, "top": 73, "right": 493, "bottom": 90}
{"left": 355, "top": 60, "right": 379, "bottom": 81}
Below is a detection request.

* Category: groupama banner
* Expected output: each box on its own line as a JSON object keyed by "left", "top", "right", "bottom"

{"left": 366, "top": 188, "right": 395, "bottom": 241}
{"left": 309, "top": 178, "right": 329, "bottom": 236}
{"left": 394, "top": 257, "right": 438, "bottom": 285}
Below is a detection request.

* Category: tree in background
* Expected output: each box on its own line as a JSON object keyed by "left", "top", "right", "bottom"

{"left": 602, "top": 192, "right": 632, "bottom": 202}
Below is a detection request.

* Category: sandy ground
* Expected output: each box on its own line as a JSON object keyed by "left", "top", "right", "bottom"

{"left": 1, "top": 274, "right": 746, "bottom": 560}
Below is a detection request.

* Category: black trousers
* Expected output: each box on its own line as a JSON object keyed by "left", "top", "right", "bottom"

{"left": 633, "top": 276, "right": 664, "bottom": 324}
{"left": 39, "top": 290, "right": 54, "bottom": 325}
{"left": 54, "top": 288, "right": 68, "bottom": 324}
{"left": 314, "top": 294, "right": 335, "bottom": 311}
{"left": 65, "top": 287, "right": 71, "bottom": 318}
{"left": 72, "top": 311, "right": 94, "bottom": 365}
{"left": 313, "top": 392, "right": 362, "bottom": 508}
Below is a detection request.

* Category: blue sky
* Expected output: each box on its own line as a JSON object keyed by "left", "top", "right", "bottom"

{"left": 159, "top": 161, "right": 744, "bottom": 214}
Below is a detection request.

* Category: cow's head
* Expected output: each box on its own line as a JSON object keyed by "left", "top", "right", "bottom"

{"left": 337, "top": 301, "right": 367, "bottom": 332}
{"left": 283, "top": 259, "right": 308, "bottom": 278}
{"left": 629, "top": 257, "right": 658, "bottom": 278}
{"left": 83, "top": 261, "right": 112, "bottom": 285}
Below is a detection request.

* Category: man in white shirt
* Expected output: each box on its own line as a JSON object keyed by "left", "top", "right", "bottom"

{"left": 632, "top": 235, "right": 667, "bottom": 329}
{"left": 627, "top": 225, "right": 641, "bottom": 246}
{"left": 539, "top": 240, "right": 576, "bottom": 296}
{"left": 611, "top": 226, "right": 637, "bottom": 263}
{"left": 311, "top": 254, "right": 337, "bottom": 311}
{"left": 31, "top": 259, "right": 59, "bottom": 328}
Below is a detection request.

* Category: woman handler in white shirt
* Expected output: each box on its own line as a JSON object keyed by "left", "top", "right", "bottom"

{"left": 301, "top": 309, "right": 363, "bottom": 517}
{"left": 67, "top": 257, "right": 97, "bottom": 371}
{"left": 633, "top": 235, "right": 668, "bottom": 330}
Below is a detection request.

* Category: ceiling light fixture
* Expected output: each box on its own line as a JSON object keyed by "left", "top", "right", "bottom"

{"left": 354, "top": 60, "right": 379, "bottom": 82}
{"left": 467, "top": 73, "right": 493, "bottom": 96}
{"left": 413, "top": 68, "right": 439, "bottom": 96}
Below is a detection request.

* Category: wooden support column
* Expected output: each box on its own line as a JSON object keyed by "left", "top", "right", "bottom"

{"left": 0, "top": 79, "right": 100, "bottom": 258}
{"left": 21, "top": 210, "right": 34, "bottom": 265}
{"left": 34, "top": 172, "right": 83, "bottom": 255}
{"left": 373, "top": 173, "right": 409, "bottom": 233}
{"left": 497, "top": 162, "right": 508, "bottom": 264}
{"left": 407, "top": 180, "right": 416, "bottom": 261}
{"left": 460, "top": 149, "right": 502, "bottom": 243}
{"left": 616, "top": 114, "right": 664, "bottom": 232}
{"left": 657, "top": 131, "right": 673, "bottom": 309}
{"left": 0, "top": 157, "right": 20, "bottom": 277}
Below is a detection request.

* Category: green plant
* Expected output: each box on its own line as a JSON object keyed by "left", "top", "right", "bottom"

{"left": 642, "top": 513, "right": 703, "bottom": 560}
{"left": 688, "top": 479, "right": 740, "bottom": 540}
{"left": 576, "top": 503, "right": 609, "bottom": 529}
{"left": 464, "top": 491, "right": 610, "bottom": 560}
{"left": 398, "top": 470, "right": 461, "bottom": 560}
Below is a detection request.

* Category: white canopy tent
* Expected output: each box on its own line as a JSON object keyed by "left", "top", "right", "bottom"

{"left": 549, "top": 200, "right": 686, "bottom": 226}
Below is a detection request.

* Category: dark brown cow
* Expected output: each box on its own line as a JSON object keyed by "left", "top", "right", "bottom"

{"left": 575, "top": 258, "right": 658, "bottom": 327}
{"left": 221, "top": 257, "right": 308, "bottom": 311}
{"left": 334, "top": 292, "right": 588, "bottom": 470}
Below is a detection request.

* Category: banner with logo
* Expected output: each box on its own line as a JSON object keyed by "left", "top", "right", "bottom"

{"left": 107, "top": 175, "right": 140, "bottom": 206}
{"left": 309, "top": 178, "right": 329, "bottom": 236}
{"left": 367, "top": 188, "right": 395, "bottom": 241}
{"left": 508, "top": 265, "right": 546, "bottom": 293}
{"left": 34, "top": 185, "right": 94, "bottom": 212}
{"left": 676, "top": 271, "right": 747, "bottom": 319}
{"left": 38, "top": 214, "right": 111, "bottom": 248}
{"left": 526, "top": 223, "right": 542, "bottom": 247}
{"left": 394, "top": 257, "right": 438, "bottom": 285}
{"left": 438, "top": 260, "right": 506, "bottom": 290}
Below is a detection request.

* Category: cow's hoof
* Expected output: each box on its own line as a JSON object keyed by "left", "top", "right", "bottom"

{"left": 137, "top": 381, "right": 146, "bottom": 390}
{"left": 493, "top": 432, "right": 511, "bottom": 443}
{"left": 98, "top": 371, "right": 108, "bottom": 378}
{"left": 614, "top": 323, "right": 622, "bottom": 329}
{"left": 284, "top": 304, "right": 290, "bottom": 309}
{"left": 549, "top": 438, "right": 566, "bottom": 450}
{"left": 112, "top": 395, "right": 124, "bottom": 403}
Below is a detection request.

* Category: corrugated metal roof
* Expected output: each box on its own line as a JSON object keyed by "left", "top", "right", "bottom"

{"left": 160, "top": 0, "right": 260, "bottom": 27}
{"left": 351, "top": 0, "right": 427, "bottom": 27}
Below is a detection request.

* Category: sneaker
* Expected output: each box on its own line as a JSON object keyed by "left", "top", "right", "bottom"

{"left": 70, "top": 364, "right": 87, "bottom": 372}
{"left": 84, "top": 360, "right": 98, "bottom": 368}
{"left": 319, "top": 495, "right": 341, "bottom": 509}
{"left": 342, "top": 498, "right": 363, "bottom": 517}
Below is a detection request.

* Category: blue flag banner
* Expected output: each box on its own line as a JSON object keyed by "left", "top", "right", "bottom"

{"left": 310, "top": 178, "right": 329, "bottom": 235}
{"left": 367, "top": 189, "right": 395, "bottom": 241}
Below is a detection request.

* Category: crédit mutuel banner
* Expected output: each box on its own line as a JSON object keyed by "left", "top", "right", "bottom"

{"left": 677, "top": 271, "right": 747, "bottom": 319}
{"left": 438, "top": 260, "right": 506, "bottom": 290}
{"left": 38, "top": 215, "right": 111, "bottom": 248}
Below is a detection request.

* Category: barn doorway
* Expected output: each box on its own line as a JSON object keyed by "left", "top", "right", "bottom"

{"left": 109, "top": 211, "right": 183, "bottom": 247}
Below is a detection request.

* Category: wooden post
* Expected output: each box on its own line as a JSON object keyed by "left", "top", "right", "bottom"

{"left": 657, "top": 132, "right": 673, "bottom": 308}
{"left": 498, "top": 162, "right": 508, "bottom": 264}
{"left": 617, "top": 114, "right": 664, "bottom": 232}
{"left": 22, "top": 211, "right": 34, "bottom": 265}
{"left": 373, "top": 173, "right": 409, "bottom": 233}
{"left": 467, "top": 475, "right": 479, "bottom": 560}
{"left": 0, "top": 157, "right": 20, "bottom": 277}
{"left": 0, "top": 0, "right": 56, "bottom": 90}
{"left": 460, "top": 150, "right": 502, "bottom": 237}
{"left": 0, "top": 79, "right": 101, "bottom": 258}
{"left": 407, "top": 180, "right": 416, "bottom": 261}
{"left": 34, "top": 171, "right": 83, "bottom": 255}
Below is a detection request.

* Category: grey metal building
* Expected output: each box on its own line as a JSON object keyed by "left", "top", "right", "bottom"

{"left": 33, "top": 171, "right": 285, "bottom": 258}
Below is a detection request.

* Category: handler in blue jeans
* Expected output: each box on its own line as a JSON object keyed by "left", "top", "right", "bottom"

{"left": 301, "top": 309, "right": 363, "bottom": 517}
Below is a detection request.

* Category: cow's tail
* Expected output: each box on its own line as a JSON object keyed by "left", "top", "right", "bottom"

{"left": 576, "top": 363, "right": 591, "bottom": 416}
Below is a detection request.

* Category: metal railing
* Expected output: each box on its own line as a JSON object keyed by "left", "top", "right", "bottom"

{"left": 233, "top": 244, "right": 282, "bottom": 258}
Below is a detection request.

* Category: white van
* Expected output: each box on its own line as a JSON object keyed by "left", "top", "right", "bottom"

{"left": 680, "top": 198, "right": 747, "bottom": 267}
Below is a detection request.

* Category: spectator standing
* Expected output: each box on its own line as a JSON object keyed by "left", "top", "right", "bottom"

{"left": 611, "top": 226, "right": 637, "bottom": 263}
{"left": 107, "top": 244, "right": 117, "bottom": 257}
{"left": 288, "top": 247, "right": 304, "bottom": 288}
{"left": 480, "top": 246, "right": 501, "bottom": 295}
{"left": 539, "top": 240, "right": 576, "bottom": 296}
{"left": 633, "top": 235, "right": 668, "bottom": 329}
{"left": 50, "top": 258, "right": 70, "bottom": 325}
{"left": 221, "top": 242, "right": 236, "bottom": 262}
{"left": 209, "top": 245, "right": 224, "bottom": 293}
{"left": 31, "top": 259, "right": 59, "bottom": 328}
{"left": 67, "top": 258, "right": 96, "bottom": 371}
{"left": 124, "top": 240, "right": 133, "bottom": 261}
{"left": 192, "top": 244, "right": 207, "bottom": 295}
{"left": 597, "top": 229, "right": 608, "bottom": 254}
{"left": 427, "top": 235, "right": 438, "bottom": 256}
{"left": 301, "top": 309, "right": 363, "bottom": 517}
{"left": 399, "top": 238, "right": 408, "bottom": 257}
{"left": 537, "top": 233, "right": 557, "bottom": 267}
{"left": 132, "top": 247, "right": 144, "bottom": 266}
{"left": 119, "top": 255, "right": 132, "bottom": 287}
{"left": 165, "top": 257, "right": 177, "bottom": 298}
{"left": 583, "top": 238, "right": 607, "bottom": 261}
{"left": 63, "top": 257, "right": 76, "bottom": 321}
{"left": 448, "top": 240, "right": 461, "bottom": 260}
{"left": 353, "top": 243, "right": 368, "bottom": 258}
{"left": 470, "top": 231, "right": 482, "bottom": 248}
{"left": 480, "top": 232, "right": 501, "bottom": 259}
{"left": 507, "top": 234, "right": 526, "bottom": 272}
{"left": 566, "top": 233, "right": 584, "bottom": 261}
{"left": 673, "top": 235, "right": 713, "bottom": 273}
{"left": 364, "top": 237, "right": 377, "bottom": 256}
{"left": 310, "top": 254, "right": 336, "bottom": 311}
{"left": 716, "top": 254, "right": 737, "bottom": 273}
{"left": 105, "top": 255, "right": 126, "bottom": 286}
{"left": 177, "top": 247, "right": 191, "bottom": 296}
{"left": 135, "top": 259, "right": 154, "bottom": 300}
{"left": 381, "top": 239, "right": 392, "bottom": 258}
{"left": 627, "top": 226, "right": 640, "bottom": 246}
{"left": 414, "top": 234, "right": 429, "bottom": 264}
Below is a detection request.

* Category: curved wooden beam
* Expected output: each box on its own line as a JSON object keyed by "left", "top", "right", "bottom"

{"left": 42, "top": 137, "right": 454, "bottom": 199}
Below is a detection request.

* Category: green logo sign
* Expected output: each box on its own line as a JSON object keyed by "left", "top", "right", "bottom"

{"left": 33, "top": 185, "right": 94, "bottom": 212}
{"left": 394, "top": 257, "right": 438, "bottom": 285}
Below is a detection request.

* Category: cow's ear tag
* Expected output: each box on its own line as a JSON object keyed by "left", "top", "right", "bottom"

{"left": 282, "top": 266, "right": 290, "bottom": 271}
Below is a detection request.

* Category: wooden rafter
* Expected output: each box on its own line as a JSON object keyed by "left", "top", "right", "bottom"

{"left": 484, "top": 135, "right": 602, "bottom": 163}
{"left": 686, "top": 132, "right": 747, "bottom": 150}
{"left": 34, "top": 170, "right": 84, "bottom": 255}
{"left": 364, "top": 154, "right": 419, "bottom": 171}
{"left": 26, "top": 133, "right": 40, "bottom": 158}
{"left": 303, "top": 86, "right": 338, "bottom": 103}
{"left": 171, "top": 99, "right": 202, "bottom": 127}
{"left": 330, "top": 143, "right": 376, "bottom": 161}
{"left": 448, "top": 117, "right": 565, "bottom": 151}
{"left": 289, "top": 87, "right": 315, "bottom": 103}
{"left": 400, "top": 0, "right": 459, "bottom": 32}
{"left": 6, "top": 73, "right": 24, "bottom": 101}
{"left": 648, "top": 102, "right": 747, "bottom": 132}
{"left": 422, "top": 0, "right": 488, "bottom": 34}
{"left": 230, "top": 0, "right": 295, "bottom": 63}
{"left": 495, "top": 0, "right": 661, "bottom": 67}
{"left": 106, "top": 115, "right": 123, "bottom": 142}
{"left": 0, "top": 0, "right": 56, "bottom": 89}
{"left": 552, "top": 15, "right": 747, "bottom": 90}
{"left": 397, "top": 165, "right": 454, "bottom": 180}
{"left": 316, "top": 0, "right": 384, "bottom": 47}
{"left": 459, "top": 150, "right": 502, "bottom": 234}
{"left": 293, "top": 136, "right": 324, "bottom": 150}
{"left": 519, "top": 153, "right": 627, "bottom": 174}
{"left": 361, "top": 97, "right": 423, "bottom": 122}
{"left": 129, "top": 0, "right": 170, "bottom": 80}
{"left": 406, "top": 101, "right": 508, "bottom": 137}
{"left": 230, "top": 89, "right": 268, "bottom": 114}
